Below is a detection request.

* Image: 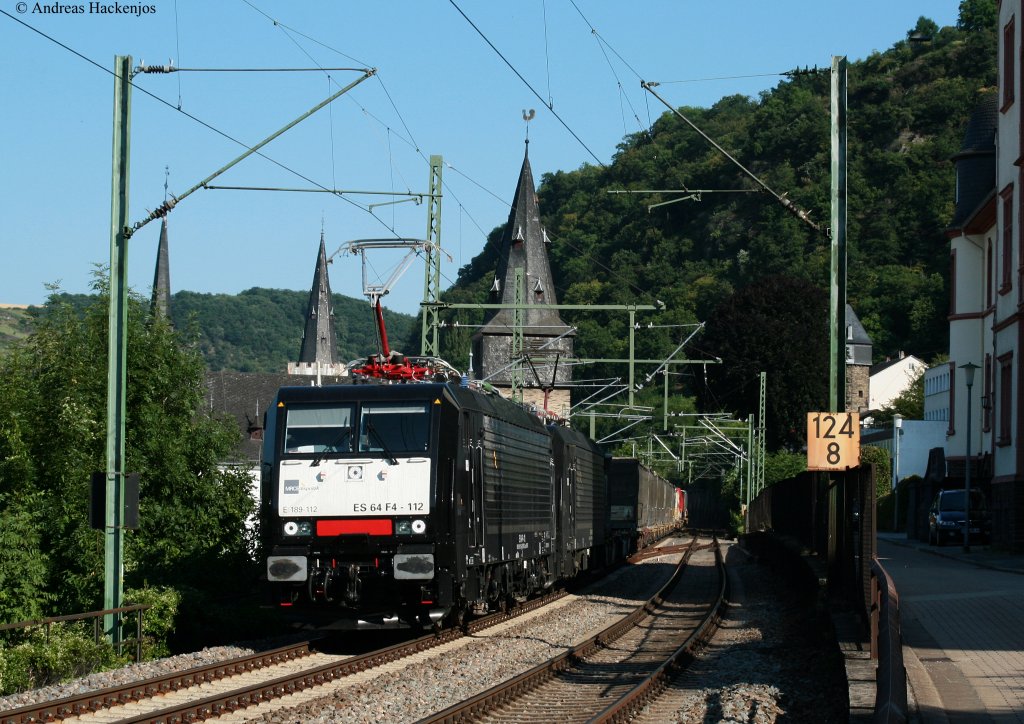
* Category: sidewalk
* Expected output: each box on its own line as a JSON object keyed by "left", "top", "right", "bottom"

{"left": 877, "top": 530, "right": 1024, "bottom": 574}
{"left": 876, "top": 532, "right": 1024, "bottom": 723}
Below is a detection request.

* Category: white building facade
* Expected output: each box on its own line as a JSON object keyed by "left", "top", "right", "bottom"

{"left": 869, "top": 354, "right": 926, "bottom": 411}
{"left": 943, "top": 0, "right": 1024, "bottom": 549}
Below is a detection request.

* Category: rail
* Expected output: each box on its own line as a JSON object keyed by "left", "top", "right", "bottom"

{"left": 591, "top": 538, "right": 727, "bottom": 723}
{"left": 422, "top": 536, "right": 713, "bottom": 723}
{"left": 870, "top": 557, "right": 907, "bottom": 724}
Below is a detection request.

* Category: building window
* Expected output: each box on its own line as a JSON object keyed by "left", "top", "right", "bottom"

{"left": 947, "top": 361, "right": 956, "bottom": 437}
{"left": 1004, "top": 17, "right": 1016, "bottom": 111}
{"left": 984, "top": 353, "right": 993, "bottom": 433}
{"left": 1020, "top": 172, "right": 1024, "bottom": 302}
{"left": 999, "top": 352, "right": 1013, "bottom": 446}
{"left": 950, "top": 249, "right": 958, "bottom": 315}
{"left": 1001, "top": 185, "right": 1014, "bottom": 294}
{"left": 987, "top": 238, "right": 994, "bottom": 308}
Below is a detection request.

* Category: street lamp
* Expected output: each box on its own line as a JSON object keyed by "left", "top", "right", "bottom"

{"left": 892, "top": 414, "right": 903, "bottom": 533}
{"left": 960, "top": 362, "right": 979, "bottom": 552}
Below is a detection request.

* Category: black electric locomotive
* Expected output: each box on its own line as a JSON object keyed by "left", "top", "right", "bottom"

{"left": 261, "top": 380, "right": 609, "bottom": 629}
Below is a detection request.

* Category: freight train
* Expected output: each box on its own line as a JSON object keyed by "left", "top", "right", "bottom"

{"left": 261, "top": 379, "right": 681, "bottom": 630}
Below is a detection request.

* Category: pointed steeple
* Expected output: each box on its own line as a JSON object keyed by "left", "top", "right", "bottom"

{"left": 472, "top": 143, "right": 574, "bottom": 413}
{"left": 480, "top": 143, "right": 567, "bottom": 333}
{"left": 151, "top": 217, "right": 171, "bottom": 319}
{"left": 297, "top": 231, "right": 339, "bottom": 365}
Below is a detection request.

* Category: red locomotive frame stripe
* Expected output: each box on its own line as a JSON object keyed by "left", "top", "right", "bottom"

{"left": 317, "top": 519, "right": 393, "bottom": 536}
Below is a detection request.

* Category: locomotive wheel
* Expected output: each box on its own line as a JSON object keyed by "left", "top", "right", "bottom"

{"left": 447, "top": 602, "right": 468, "bottom": 630}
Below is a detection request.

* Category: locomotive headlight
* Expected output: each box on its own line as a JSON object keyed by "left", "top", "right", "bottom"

{"left": 283, "top": 520, "right": 312, "bottom": 536}
{"left": 395, "top": 520, "right": 413, "bottom": 535}
{"left": 411, "top": 519, "right": 427, "bottom": 534}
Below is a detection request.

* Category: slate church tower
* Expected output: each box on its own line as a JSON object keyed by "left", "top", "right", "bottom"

{"left": 471, "top": 143, "right": 574, "bottom": 416}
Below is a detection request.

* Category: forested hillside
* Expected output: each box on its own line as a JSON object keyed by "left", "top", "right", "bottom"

{"left": 13, "top": 289, "right": 416, "bottom": 373}
{"left": 438, "top": 3, "right": 996, "bottom": 444}
{"left": 168, "top": 288, "right": 416, "bottom": 372}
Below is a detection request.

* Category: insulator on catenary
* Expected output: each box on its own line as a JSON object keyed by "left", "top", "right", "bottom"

{"left": 138, "top": 64, "right": 176, "bottom": 74}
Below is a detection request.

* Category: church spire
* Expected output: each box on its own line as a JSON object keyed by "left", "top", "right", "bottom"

{"left": 480, "top": 141, "right": 566, "bottom": 331}
{"left": 297, "top": 230, "right": 339, "bottom": 366}
{"left": 471, "top": 142, "right": 574, "bottom": 413}
{"left": 150, "top": 218, "right": 171, "bottom": 319}
{"left": 151, "top": 167, "right": 172, "bottom": 320}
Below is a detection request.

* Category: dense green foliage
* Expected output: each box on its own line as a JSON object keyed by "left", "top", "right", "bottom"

{"left": 441, "top": 3, "right": 996, "bottom": 451}
{"left": 861, "top": 445, "right": 893, "bottom": 501}
{"left": 0, "top": 280, "right": 258, "bottom": 633}
{"left": 699, "top": 275, "right": 829, "bottom": 449}
{"left": 763, "top": 451, "right": 811, "bottom": 488}
{"left": 0, "top": 623, "right": 127, "bottom": 694}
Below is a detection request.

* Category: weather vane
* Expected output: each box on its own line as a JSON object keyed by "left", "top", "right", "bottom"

{"left": 523, "top": 108, "right": 535, "bottom": 144}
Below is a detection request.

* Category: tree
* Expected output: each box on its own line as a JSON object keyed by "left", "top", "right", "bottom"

{"left": 764, "top": 450, "right": 808, "bottom": 486}
{"left": 958, "top": 0, "right": 997, "bottom": 33}
{"left": 0, "top": 383, "right": 49, "bottom": 622}
{"left": 698, "top": 275, "right": 830, "bottom": 450}
{"left": 0, "top": 276, "right": 256, "bottom": 617}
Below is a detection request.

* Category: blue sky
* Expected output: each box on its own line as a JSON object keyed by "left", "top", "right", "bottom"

{"left": 1, "top": 1, "right": 963, "bottom": 316}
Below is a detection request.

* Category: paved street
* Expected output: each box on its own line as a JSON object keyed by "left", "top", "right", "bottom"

{"left": 877, "top": 534, "right": 1024, "bottom": 723}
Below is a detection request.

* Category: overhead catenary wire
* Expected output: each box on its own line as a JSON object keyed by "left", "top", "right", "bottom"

{"left": 656, "top": 71, "right": 788, "bottom": 85}
{"left": 240, "top": 0, "right": 648, "bottom": 314}
{"left": 240, "top": 1, "right": 514, "bottom": 306}
{"left": 128, "top": 68, "right": 378, "bottom": 237}
{"left": 329, "top": 76, "right": 337, "bottom": 191}
{"left": 0, "top": 9, "right": 404, "bottom": 239}
{"left": 541, "top": 0, "right": 554, "bottom": 109}
{"left": 566, "top": 0, "right": 645, "bottom": 136}
{"left": 641, "top": 80, "right": 820, "bottom": 233}
{"left": 239, "top": 0, "right": 371, "bottom": 68}
{"left": 566, "top": 0, "right": 645, "bottom": 82}
{"left": 448, "top": 0, "right": 605, "bottom": 167}
{"left": 239, "top": 0, "right": 509, "bottom": 295}
{"left": 135, "top": 66, "right": 369, "bottom": 73}
{"left": 172, "top": 0, "right": 182, "bottom": 108}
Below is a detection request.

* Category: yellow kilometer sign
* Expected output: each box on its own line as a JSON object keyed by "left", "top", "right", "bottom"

{"left": 806, "top": 412, "right": 860, "bottom": 471}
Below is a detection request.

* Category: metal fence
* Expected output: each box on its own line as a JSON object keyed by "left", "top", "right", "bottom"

{"left": 0, "top": 604, "right": 151, "bottom": 662}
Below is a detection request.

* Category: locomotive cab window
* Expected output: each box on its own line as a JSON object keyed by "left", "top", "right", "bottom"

{"left": 284, "top": 404, "right": 354, "bottom": 454}
{"left": 359, "top": 402, "right": 430, "bottom": 453}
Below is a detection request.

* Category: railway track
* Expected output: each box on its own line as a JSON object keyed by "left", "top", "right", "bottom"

{"left": 0, "top": 534, "right": 691, "bottom": 724}
{"left": 0, "top": 586, "right": 570, "bottom": 724}
{"left": 422, "top": 535, "right": 725, "bottom": 723}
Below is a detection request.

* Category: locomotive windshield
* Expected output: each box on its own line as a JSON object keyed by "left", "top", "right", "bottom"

{"left": 280, "top": 401, "right": 431, "bottom": 457}
{"left": 284, "top": 404, "right": 354, "bottom": 454}
{"left": 359, "top": 402, "right": 430, "bottom": 453}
